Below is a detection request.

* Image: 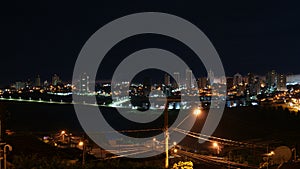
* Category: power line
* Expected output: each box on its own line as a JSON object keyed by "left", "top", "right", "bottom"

{"left": 172, "top": 127, "right": 265, "bottom": 148}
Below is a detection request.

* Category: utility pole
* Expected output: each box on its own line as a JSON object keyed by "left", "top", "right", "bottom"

{"left": 82, "top": 143, "right": 86, "bottom": 166}
{"left": 293, "top": 146, "right": 297, "bottom": 162}
{"left": 78, "top": 139, "right": 86, "bottom": 166}
{"left": 164, "top": 105, "right": 169, "bottom": 168}
{"left": 266, "top": 145, "right": 269, "bottom": 169}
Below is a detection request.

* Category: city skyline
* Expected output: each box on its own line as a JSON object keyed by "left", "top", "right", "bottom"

{"left": 3, "top": 70, "right": 299, "bottom": 86}
{"left": 2, "top": 2, "right": 300, "bottom": 168}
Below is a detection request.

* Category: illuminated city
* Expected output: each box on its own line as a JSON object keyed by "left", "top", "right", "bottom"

{"left": 2, "top": 1, "right": 300, "bottom": 169}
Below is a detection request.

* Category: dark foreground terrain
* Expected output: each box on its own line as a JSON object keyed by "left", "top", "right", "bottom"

{"left": 1, "top": 101, "right": 299, "bottom": 168}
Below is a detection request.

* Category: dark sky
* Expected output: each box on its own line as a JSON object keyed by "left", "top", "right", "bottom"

{"left": 3, "top": 1, "right": 300, "bottom": 87}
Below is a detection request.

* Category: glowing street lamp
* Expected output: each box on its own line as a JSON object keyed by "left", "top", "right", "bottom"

{"left": 213, "top": 142, "right": 220, "bottom": 154}
{"left": 164, "top": 106, "right": 201, "bottom": 168}
{"left": 78, "top": 140, "right": 86, "bottom": 166}
{"left": 267, "top": 151, "right": 275, "bottom": 156}
{"left": 61, "top": 130, "right": 66, "bottom": 142}
{"left": 152, "top": 138, "right": 156, "bottom": 150}
{"left": 78, "top": 141, "right": 84, "bottom": 147}
{"left": 193, "top": 108, "right": 201, "bottom": 116}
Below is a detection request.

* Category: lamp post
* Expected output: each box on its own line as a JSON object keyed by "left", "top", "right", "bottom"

{"left": 153, "top": 138, "right": 156, "bottom": 150}
{"left": 164, "top": 107, "right": 169, "bottom": 169}
{"left": 3, "top": 144, "right": 12, "bottom": 169}
{"left": 266, "top": 148, "right": 275, "bottom": 169}
{"left": 61, "top": 130, "right": 66, "bottom": 142}
{"left": 266, "top": 145, "right": 269, "bottom": 169}
{"left": 164, "top": 106, "right": 202, "bottom": 168}
{"left": 78, "top": 141, "right": 86, "bottom": 166}
{"left": 213, "top": 142, "right": 220, "bottom": 154}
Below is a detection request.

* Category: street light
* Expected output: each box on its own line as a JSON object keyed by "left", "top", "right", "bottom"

{"left": 266, "top": 148, "right": 275, "bottom": 169}
{"left": 61, "top": 130, "right": 66, "bottom": 142}
{"left": 193, "top": 108, "right": 201, "bottom": 116}
{"left": 78, "top": 141, "right": 84, "bottom": 147}
{"left": 78, "top": 141, "right": 86, "bottom": 166}
{"left": 152, "top": 138, "right": 156, "bottom": 150}
{"left": 164, "top": 107, "right": 169, "bottom": 169}
{"left": 213, "top": 142, "right": 220, "bottom": 154}
{"left": 175, "top": 107, "right": 202, "bottom": 130}
{"left": 4, "top": 144, "right": 12, "bottom": 169}
{"left": 164, "top": 107, "right": 202, "bottom": 168}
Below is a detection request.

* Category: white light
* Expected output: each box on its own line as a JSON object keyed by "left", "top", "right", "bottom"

{"left": 78, "top": 141, "right": 84, "bottom": 146}
{"left": 193, "top": 109, "right": 201, "bottom": 116}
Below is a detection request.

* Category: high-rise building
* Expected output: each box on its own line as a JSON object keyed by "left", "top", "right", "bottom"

{"left": 277, "top": 74, "right": 287, "bottom": 91}
{"left": 173, "top": 72, "right": 180, "bottom": 87}
{"left": 243, "top": 76, "right": 249, "bottom": 84}
{"left": 25, "top": 79, "right": 32, "bottom": 88}
{"left": 142, "top": 77, "right": 151, "bottom": 96}
{"left": 15, "top": 81, "right": 25, "bottom": 90}
{"left": 35, "top": 75, "right": 41, "bottom": 87}
{"left": 247, "top": 73, "right": 255, "bottom": 85}
{"left": 80, "top": 73, "right": 89, "bottom": 93}
{"left": 207, "top": 69, "right": 214, "bottom": 85}
{"left": 226, "top": 77, "right": 234, "bottom": 89}
{"left": 186, "top": 69, "right": 193, "bottom": 89}
{"left": 247, "top": 73, "right": 260, "bottom": 96}
{"left": 44, "top": 80, "right": 49, "bottom": 87}
{"left": 197, "top": 77, "right": 208, "bottom": 89}
{"left": 220, "top": 76, "right": 227, "bottom": 85}
{"left": 52, "top": 74, "right": 60, "bottom": 86}
{"left": 164, "top": 73, "right": 170, "bottom": 86}
{"left": 233, "top": 73, "right": 243, "bottom": 86}
{"left": 266, "top": 70, "right": 277, "bottom": 91}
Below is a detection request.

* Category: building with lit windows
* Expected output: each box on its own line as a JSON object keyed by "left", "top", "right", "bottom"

{"left": 266, "top": 70, "right": 277, "bottom": 91}
{"left": 277, "top": 74, "right": 287, "bottom": 91}
{"left": 207, "top": 69, "right": 214, "bottom": 85}
{"left": 164, "top": 73, "right": 170, "bottom": 86}
{"left": 15, "top": 81, "right": 25, "bottom": 90}
{"left": 233, "top": 73, "right": 243, "bottom": 86}
{"left": 52, "top": 74, "right": 60, "bottom": 86}
{"left": 173, "top": 72, "right": 180, "bottom": 87}
{"left": 35, "top": 75, "right": 41, "bottom": 87}
{"left": 185, "top": 69, "right": 193, "bottom": 89}
{"left": 79, "top": 73, "right": 89, "bottom": 93}
{"left": 197, "top": 77, "right": 208, "bottom": 89}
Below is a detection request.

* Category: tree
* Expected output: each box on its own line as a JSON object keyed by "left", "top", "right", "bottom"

{"left": 172, "top": 161, "right": 193, "bottom": 169}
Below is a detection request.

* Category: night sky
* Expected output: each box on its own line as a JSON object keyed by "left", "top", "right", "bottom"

{"left": 3, "top": 1, "right": 300, "bottom": 87}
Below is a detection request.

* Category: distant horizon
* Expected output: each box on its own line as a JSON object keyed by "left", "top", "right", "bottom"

{"left": 2, "top": 70, "right": 300, "bottom": 88}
